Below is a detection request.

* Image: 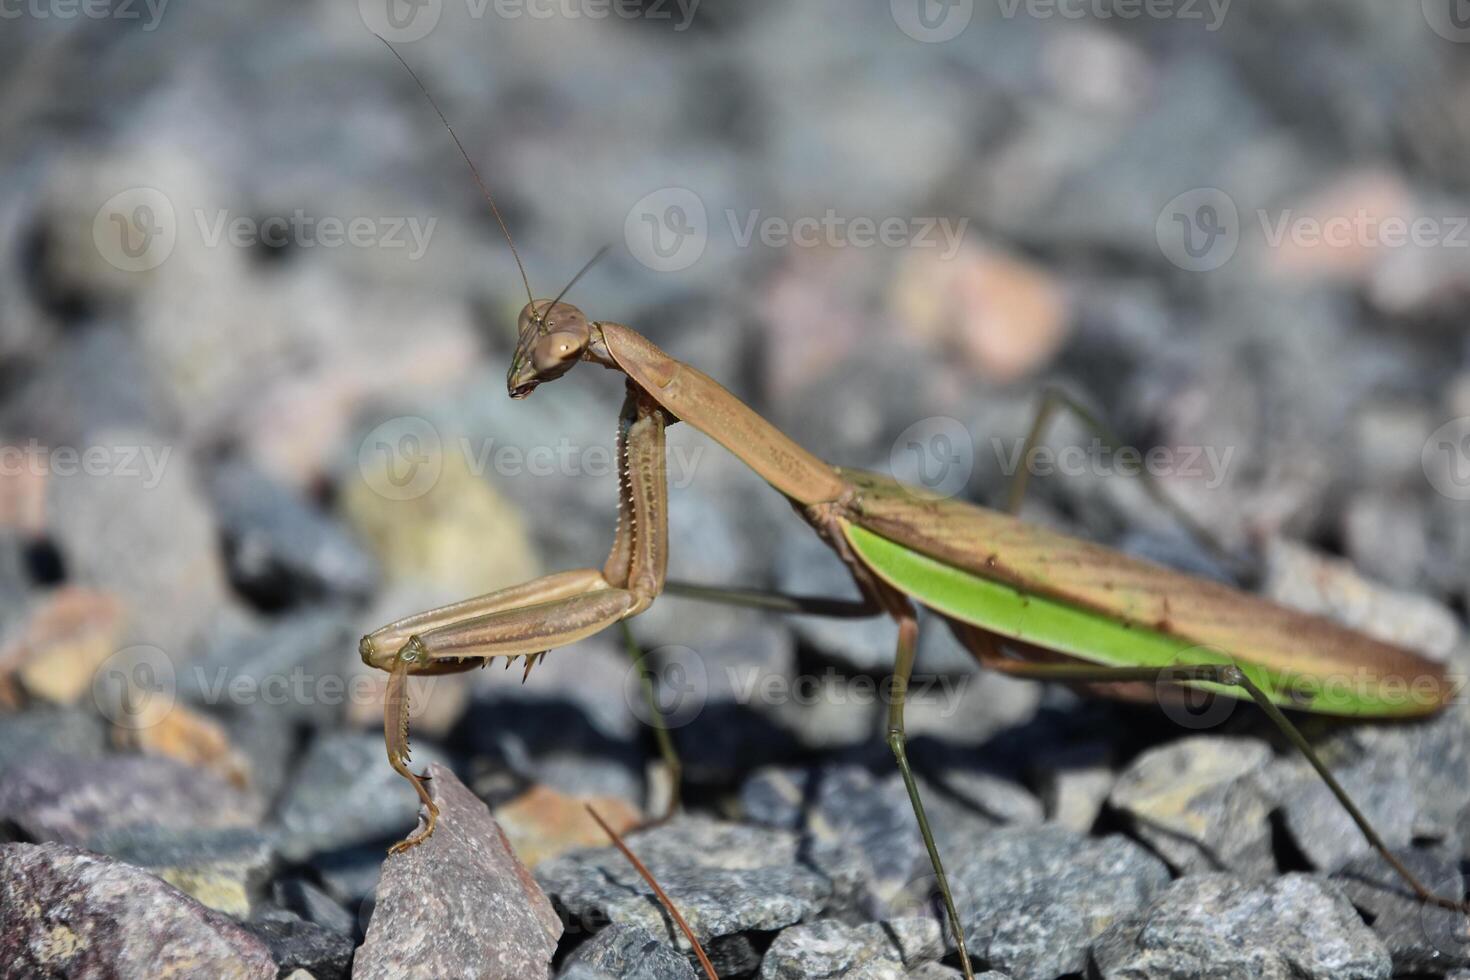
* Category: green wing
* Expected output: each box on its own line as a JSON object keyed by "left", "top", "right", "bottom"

{"left": 838, "top": 472, "right": 1448, "bottom": 717}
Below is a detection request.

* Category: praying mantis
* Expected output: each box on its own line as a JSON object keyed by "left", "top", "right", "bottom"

{"left": 362, "top": 42, "right": 1465, "bottom": 980}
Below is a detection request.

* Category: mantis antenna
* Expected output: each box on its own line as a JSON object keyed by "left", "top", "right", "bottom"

{"left": 545, "top": 244, "right": 611, "bottom": 319}
{"left": 373, "top": 34, "right": 538, "bottom": 316}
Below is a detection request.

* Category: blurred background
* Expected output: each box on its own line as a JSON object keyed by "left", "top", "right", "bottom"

{"left": 2, "top": 1, "right": 1470, "bottom": 977}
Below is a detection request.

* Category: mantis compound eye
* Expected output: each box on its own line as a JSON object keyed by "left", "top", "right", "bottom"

{"left": 532, "top": 330, "right": 587, "bottom": 374}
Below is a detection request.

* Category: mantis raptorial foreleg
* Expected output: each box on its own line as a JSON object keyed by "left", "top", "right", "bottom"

{"left": 367, "top": 386, "right": 673, "bottom": 849}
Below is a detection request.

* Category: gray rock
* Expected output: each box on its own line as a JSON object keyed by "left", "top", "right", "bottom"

{"left": 183, "top": 606, "right": 361, "bottom": 729}
{"left": 741, "top": 762, "right": 1042, "bottom": 906}
{"left": 1108, "top": 735, "right": 1276, "bottom": 877}
{"left": 311, "top": 844, "right": 385, "bottom": 911}
{"left": 85, "top": 824, "right": 275, "bottom": 917}
{"left": 1032, "top": 743, "right": 1114, "bottom": 833}
{"left": 1261, "top": 538, "right": 1462, "bottom": 661}
{"left": 758, "top": 917, "right": 947, "bottom": 979}
{"left": 0, "top": 753, "right": 264, "bottom": 845}
{"left": 0, "top": 842, "right": 276, "bottom": 979}
{"left": 1342, "top": 491, "right": 1431, "bottom": 592}
{"left": 926, "top": 825, "right": 1170, "bottom": 980}
{"left": 244, "top": 907, "right": 355, "bottom": 980}
{"left": 538, "top": 816, "right": 835, "bottom": 963}
{"left": 354, "top": 762, "right": 561, "bottom": 980}
{"left": 45, "top": 426, "right": 229, "bottom": 654}
{"left": 1331, "top": 849, "right": 1470, "bottom": 976}
{"left": 208, "top": 457, "right": 380, "bottom": 605}
{"left": 0, "top": 707, "right": 107, "bottom": 778}
{"left": 1271, "top": 704, "right": 1470, "bottom": 872}
{"left": 559, "top": 924, "right": 699, "bottom": 980}
{"left": 1090, "top": 873, "right": 1391, "bottom": 980}
{"left": 271, "top": 732, "right": 447, "bottom": 860}
{"left": 0, "top": 323, "right": 178, "bottom": 450}
{"left": 274, "top": 875, "right": 356, "bottom": 937}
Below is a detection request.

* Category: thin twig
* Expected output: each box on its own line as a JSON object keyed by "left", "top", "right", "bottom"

{"left": 585, "top": 804, "right": 718, "bottom": 980}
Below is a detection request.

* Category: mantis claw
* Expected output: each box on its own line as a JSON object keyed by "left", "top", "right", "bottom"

{"left": 385, "top": 646, "right": 439, "bottom": 854}
{"left": 388, "top": 797, "right": 440, "bottom": 855}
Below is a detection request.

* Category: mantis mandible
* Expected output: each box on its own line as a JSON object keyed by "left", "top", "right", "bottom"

{"left": 364, "top": 41, "right": 1464, "bottom": 980}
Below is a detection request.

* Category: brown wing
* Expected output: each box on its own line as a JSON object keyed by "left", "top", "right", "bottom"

{"left": 841, "top": 468, "right": 1448, "bottom": 699}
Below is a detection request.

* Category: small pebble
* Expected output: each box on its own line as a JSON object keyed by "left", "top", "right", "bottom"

{"left": 1090, "top": 872, "right": 1391, "bottom": 980}
{"left": 938, "top": 825, "right": 1170, "bottom": 979}
{"left": 758, "top": 917, "right": 947, "bottom": 979}
{"left": 243, "top": 907, "right": 355, "bottom": 980}
{"left": 1108, "top": 734, "right": 1276, "bottom": 877}
{"left": 539, "top": 815, "right": 838, "bottom": 961}
{"left": 1331, "top": 849, "right": 1470, "bottom": 975}
{"left": 559, "top": 924, "right": 699, "bottom": 980}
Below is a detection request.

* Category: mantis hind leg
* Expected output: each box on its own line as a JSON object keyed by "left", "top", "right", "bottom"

{"left": 1006, "top": 385, "right": 1241, "bottom": 573}
{"left": 965, "top": 635, "right": 1468, "bottom": 914}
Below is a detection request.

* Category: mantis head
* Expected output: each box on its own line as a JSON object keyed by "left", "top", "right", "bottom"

{"left": 507, "top": 300, "right": 593, "bottom": 398}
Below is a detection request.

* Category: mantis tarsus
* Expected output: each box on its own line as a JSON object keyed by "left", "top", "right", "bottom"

{"left": 365, "top": 40, "right": 1465, "bottom": 979}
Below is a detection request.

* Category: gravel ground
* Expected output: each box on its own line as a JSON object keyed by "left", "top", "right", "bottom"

{"left": 2, "top": 2, "right": 1470, "bottom": 978}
